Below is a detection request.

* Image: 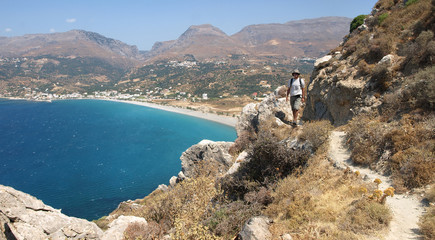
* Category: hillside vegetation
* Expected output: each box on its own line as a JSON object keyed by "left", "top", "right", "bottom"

{"left": 93, "top": 0, "right": 435, "bottom": 239}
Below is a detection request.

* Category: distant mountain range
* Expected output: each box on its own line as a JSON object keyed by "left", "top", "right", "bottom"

{"left": 1, "top": 17, "right": 351, "bottom": 63}
{"left": 0, "top": 16, "right": 351, "bottom": 95}
{"left": 145, "top": 17, "right": 351, "bottom": 61}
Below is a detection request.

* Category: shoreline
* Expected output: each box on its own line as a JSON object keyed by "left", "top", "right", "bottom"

{"left": 105, "top": 99, "right": 238, "bottom": 128}
{"left": 1, "top": 97, "right": 238, "bottom": 128}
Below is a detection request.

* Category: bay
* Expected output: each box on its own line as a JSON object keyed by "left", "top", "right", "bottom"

{"left": 0, "top": 99, "right": 236, "bottom": 220}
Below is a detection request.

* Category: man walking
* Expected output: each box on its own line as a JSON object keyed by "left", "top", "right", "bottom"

{"left": 286, "top": 69, "right": 305, "bottom": 126}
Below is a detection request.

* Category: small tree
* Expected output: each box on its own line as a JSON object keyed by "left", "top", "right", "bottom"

{"left": 350, "top": 15, "right": 367, "bottom": 32}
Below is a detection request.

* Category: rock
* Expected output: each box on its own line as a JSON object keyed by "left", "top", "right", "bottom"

{"left": 282, "top": 233, "right": 293, "bottom": 240}
{"left": 314, "top": 55, "right": 332, "bottom": 67}
{"left": 169, "top": 176, "right": 178, "bottom": 187}
{"left": 236, "top": 90, "right": 293, "bottom": 135}
{"left": 225, "top": 151, "right": 248, "bottom": 176}
{"left": 179, "top": 140, "right": 234, "bottom": 178}
{"left": 157, "top": 184, "right": 169, "bottom": 192}
{"left": 238, "top": 216, "right": 272, "bottom": 240}
{"left": 101, "top": 215, "right": 147, "bottom": 240}
{"left": 378, "top": 54, "right": 395, "bottom": 65}
{"left": 0, "top": 185, "right": 103, "bottom": 239}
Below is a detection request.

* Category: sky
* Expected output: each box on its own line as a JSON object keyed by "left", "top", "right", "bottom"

{"left": 1, "top": 0, "right": 378, "bottom": 50}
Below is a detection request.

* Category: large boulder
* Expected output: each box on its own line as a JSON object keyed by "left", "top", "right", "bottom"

{"left": 236, "top": 87, "right": 293, "bottom": 136}
{"left": 179, "top": 140, "right": 234, "bottom": 179}
{"left": 0, "top": 185, "right": 103, "bottom": 239}
{"left": 238, "top": 216, "right": 272, "bottom": 240}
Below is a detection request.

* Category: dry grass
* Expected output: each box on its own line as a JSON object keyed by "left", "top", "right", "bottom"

{"left": 298, "top": 120, "right": 334, "bottom": 152}
{"left": 420, "top": 206, "right": 435, "bottom": 240}
{"left": 264, "top": 153, "right": 388, "bottom": 239}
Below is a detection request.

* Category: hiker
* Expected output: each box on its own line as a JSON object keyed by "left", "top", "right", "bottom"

{"left": 285, "top": 69, "right": 305, "bottom": 125}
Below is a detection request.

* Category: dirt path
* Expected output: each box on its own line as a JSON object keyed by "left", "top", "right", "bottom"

{"left": 328, "top": 131, "right": 425, "bottom": 240}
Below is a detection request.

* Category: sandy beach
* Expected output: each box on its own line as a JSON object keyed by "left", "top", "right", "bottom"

{"left": 106, "top": 99, "right": 238, "bottom": 128}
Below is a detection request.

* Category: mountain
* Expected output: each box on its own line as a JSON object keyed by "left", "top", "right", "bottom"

{"left": 232, "top": 16, "right": 352, "bottom": 58}
{"left": 146, "top": 17, "right": 352, "bottom": 61}
{"left": 146, "top": 24, "right": 249, "bottom": 61}
{"left": 0, "top": 30, "right": 144, "bottom": 67}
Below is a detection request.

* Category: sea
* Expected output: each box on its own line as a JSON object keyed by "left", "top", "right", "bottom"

{"left": 0, "top": 99, "right": 236, "bottom": 220}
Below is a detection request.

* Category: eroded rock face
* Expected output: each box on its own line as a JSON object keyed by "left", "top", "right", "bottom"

{"left": 0, "top": 185, "right": 103, "bottom": 239}
{"left": 236, "top": 87, "right": 293, "bottom": 136}
{"left": 101, "top": 215, "right": 147, "bottom": 240}
{"left": 303, "top": 50, "right": 400, "bottom": 125}
{"left": 178, "top": 140, "right": 234, "bottom": 179}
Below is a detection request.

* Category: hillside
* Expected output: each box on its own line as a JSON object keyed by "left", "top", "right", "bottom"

{"left": 146, "top": 17, "right": 351, "bottom": 61}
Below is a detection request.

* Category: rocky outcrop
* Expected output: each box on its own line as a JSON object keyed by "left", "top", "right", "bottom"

{"left": 303, "top": 48, "right": 401, "bottom": 125}
{"left": 0, "top": 185, "right": 103, "bottom": 239}
{"left": 178, "top": 140, "right": 234, "bottom": 179}
{"left": 236, "top": 86, "right": 293, "bottom": 136}
{"left": 238, "top": 216, "right": 272, "bottom": 240}
{"left": 101, "top": 215, "right": 147, "bottom": 240}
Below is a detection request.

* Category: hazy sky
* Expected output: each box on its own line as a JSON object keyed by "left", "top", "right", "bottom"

{"left": 1, "top": 0, "right": 378, "bottom": 50}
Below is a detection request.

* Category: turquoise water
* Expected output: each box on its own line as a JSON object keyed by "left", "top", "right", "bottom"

{"left": 0, "top": 99, "right": 236, "bottom": 220}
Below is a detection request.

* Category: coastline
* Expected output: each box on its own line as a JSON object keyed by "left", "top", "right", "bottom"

{"left": 1, "top": 97, "right": 238, "bottom": 127}
{"left": 105, "top": 99, "right": 238, "bottom": 127}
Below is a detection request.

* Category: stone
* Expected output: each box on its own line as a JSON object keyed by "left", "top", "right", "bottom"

{"left": 157, "top": 184, "right": 169, "bottom": 192}
{"left": 238, "top": 216, "right": 272, "bottom": 240}
{"left": 0, "top": 185, "right": 103, "bottom": 239}
{"left": 179, "top": 140, "right": 234, "bottom": 178}
{"left": 101, "top": 215, "right": 147, "bottom": 240}
{"left": 282, "top": 233, "right": 293, "bottom": 240}
{"left": 314, "top": 55, "right": 332, "bottom": 67}
{"left": 225, "top": 151, "right": 248, "bottom": 176}
{"left": 169, "top": 176, "right": 178, "bottom": 187}
{"left": 378, "top": 54, "right": 395, "bottom": 65}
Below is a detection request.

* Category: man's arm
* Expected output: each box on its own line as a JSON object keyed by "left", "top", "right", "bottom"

{"left": 302, "top": 88, "right": 306, "bottom": 102}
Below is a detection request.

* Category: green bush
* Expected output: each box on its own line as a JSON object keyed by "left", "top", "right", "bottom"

{"left": 378, "top": 13, "right": 389, "bottom": 25}
{"left": 350, "top": 15, "right": 367, "bottom": 32}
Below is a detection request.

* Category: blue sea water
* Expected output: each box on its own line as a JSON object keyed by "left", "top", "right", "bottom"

{"left": 0, "top": 99, "right": 236, "bottom": 220}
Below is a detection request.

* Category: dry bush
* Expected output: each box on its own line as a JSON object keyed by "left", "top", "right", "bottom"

{"left": 400, "top": 30, "right": 435, "bottom": 73}
{"left": 124, "top": 221, "right": 163, "bottom": 240}
{"left": 426, "top": 184, "right": 435, "bottom": 203}
{"left": 364, "top": 35, "right": 395, "bottom": 64}
{"left": 341, "top": 198, "right": 391, "bottom": 234}
{"left": 419, "top": 206, "right": 435, "bottom": 240}
{"left": 205, "top": 201, "right": 263, "bottom": 239}
{"left": 396, "top": 147, "right": 435, "bottom": 188}
{"left": 403, "top": 65, "right": 435, "bottom": 110}
{"left": 356, "top": 59, "right": 375, "bottom": 76}
{"left": 229, "top": 129, "right": 256, "bottom": 155}
{"left": 221, "top": 131, "right": 310, "bottom": 200}
{"left": 347, "top": 115, "right": 387, "bottom": 166}
{"left": 298, "top": 120, "right": 334, "bottom": 152}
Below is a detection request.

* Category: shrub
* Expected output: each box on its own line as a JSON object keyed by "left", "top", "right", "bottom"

{"left": 221, "top": 131, "right": 310, "bottom": 200}
{"left": 298, "top": 120, "right": 333, "bottom": 152}
{"left": 400, "top": 31, "right": 435, "bottom": 73}
{"left": 205, "top": 201, "right": 263, "bottom": 238}
{"left": 406, "top": 0, "right": 420, "bottom": 6}
{"left": 397, "top": 147, "right": 435, "bottom": 188}
{"left": 371, "top": 62, "right": 393, "bottom": 92}
{"left": 229, "top": 129, "right": 256, "bottom": 155}
{"left": 239, "top": 132, "right": 309, "bottom": 184}
{"left": 350, "top": 15, "right": 367, "bottom": 32}
{"left": 378, "top": 13, "right": 389, "bottom": 26}
{"left": 404, "top": 66, "right": 435, "bottom": 110}
{"left": 342, "top": 198, "right": 392, "bottom": 234}
{"left": 419, "top": 206, "right": 435, "bottom": 240}
{"left": 124, "top": 221, "right": 163, "bottom": 240}
{"left": 347, "top": 115, "right": 386, "bottom": 166}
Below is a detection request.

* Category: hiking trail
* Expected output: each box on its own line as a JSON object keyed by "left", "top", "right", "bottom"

{"left": 328, "top": 131, "right": 425, "bottom": 240}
